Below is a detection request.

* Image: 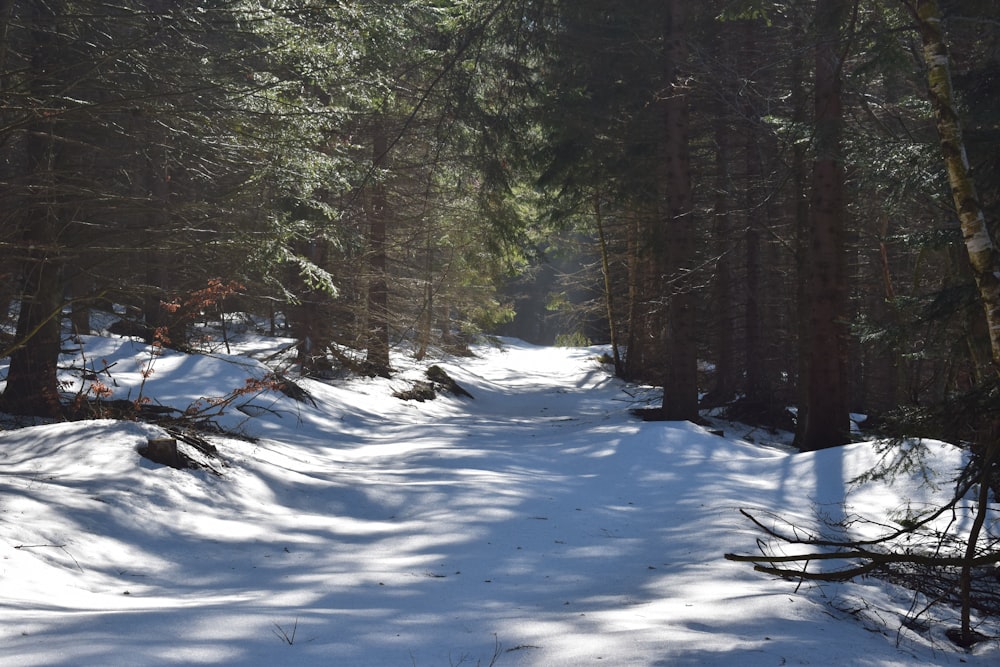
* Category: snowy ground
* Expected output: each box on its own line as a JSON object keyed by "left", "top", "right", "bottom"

{"left": 0, "top": 333, "right": 998, "bottom": 666}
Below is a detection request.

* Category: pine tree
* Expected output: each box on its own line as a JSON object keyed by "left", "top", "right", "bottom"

{"left": 795, "top": 0, "right": 853, "bottom": 450}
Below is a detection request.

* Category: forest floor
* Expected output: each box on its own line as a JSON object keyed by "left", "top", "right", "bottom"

{"left": 0, "top": 326, "right": 998, "bottom": 666}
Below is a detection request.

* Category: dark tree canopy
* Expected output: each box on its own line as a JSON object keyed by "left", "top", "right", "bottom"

{"left": 0, "top": 0, "right": 998, "bottom": 456}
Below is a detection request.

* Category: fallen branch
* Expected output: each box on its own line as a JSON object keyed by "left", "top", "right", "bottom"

{"left": 15, "top": 543, "right": 84, "bottom": 572}
{"left": 725, "top": 548, "right": 1000, "bottom": 568}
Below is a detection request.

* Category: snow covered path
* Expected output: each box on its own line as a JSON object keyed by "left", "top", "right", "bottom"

{"left": 0, "top": 338, "right": 995, "bottom": 665}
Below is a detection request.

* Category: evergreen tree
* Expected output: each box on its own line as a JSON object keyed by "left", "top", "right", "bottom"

{"left": 795, "top": 0, "right": 853, "bottom": 450}
{"left": 0, "top": 1, "right": 329, "bottom": 412}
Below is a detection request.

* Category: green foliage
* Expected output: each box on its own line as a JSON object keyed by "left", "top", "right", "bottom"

{"left": 877, "top": 377, "right": 1000, "bottom": 445}
{"left": 283, "top": 252, "right": 340, "bottom": 298}
{"left": 3, "top": 0, "right": 998, "bottom": 423}
{"left": 530, "top": 0, "right": 666, "bottom": 216}
{"left": 851, "top": 439, "right": 937, "bottom": 489}
{"left": 716, "top": 0, "right": 780, "bottom": 25}
{"left": 555, "top": 332, "right": 592, "bottom": 348}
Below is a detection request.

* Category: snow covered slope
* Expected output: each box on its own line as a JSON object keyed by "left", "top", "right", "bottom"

{"left": 0, "top": 337, "right": 995, "bottom": 665}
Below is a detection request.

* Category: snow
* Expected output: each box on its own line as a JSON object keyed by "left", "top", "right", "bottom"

{"left": 0, "top": 334, "right": 997, "bottom": 666}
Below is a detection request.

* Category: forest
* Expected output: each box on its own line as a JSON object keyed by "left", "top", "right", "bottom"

{"left": 1, "top": 0, "right": 1000, "bottom": 653}
{"left": 0, "top": 0, "right": 996, "bottom": 437}
{"left": 3, "top": 0, "right": 1000, "bottom": 448}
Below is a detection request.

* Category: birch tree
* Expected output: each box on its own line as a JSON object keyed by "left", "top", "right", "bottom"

{"left": 905, "top": 0, "right": 1000, "bottom": 366}
{"left": 904, "top": 0, "right": 1000, "bottom": 644}
{"left": 729, "top": 2, "right": 1000, "bottom": 647}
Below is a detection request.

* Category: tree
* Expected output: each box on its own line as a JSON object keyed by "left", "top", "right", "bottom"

{"left": 524, "top": 0, "right": 708, "bottom": 410}
{"left": 727, "top": 0, "right": 1000, "bottom": 646}
{"left": 906, "top": 0, "right": 1000, "bottom": 366}
{"left": 795, "top": 0, "right": 854, "bottom": 451}
{"left": 658, "top": 0, "right": 700, "bottom": 421}
{"left": 1, "top": 1, "right": 331, "bottom": 413}
{"left": 3, "top": 0, "right": 78, "bottom": 416}
{"left": 349, "top": 0, "right": 530, "bottom": 371}
{"left": 905, "top": 0, "right": 1000, "bottom": 643}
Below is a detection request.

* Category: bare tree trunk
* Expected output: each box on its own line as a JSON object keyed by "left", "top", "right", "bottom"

{"left": 659, "top": 0, "right": 699, "bottom": 422}
{"left": 624, "top": 212, "right": 641, "bottom": 381}
{"left": 796, "top": 0, "right": 852, "bottom": 451}
{"left": 624, "top": 209, "right": 665, "bottom": 384}
{"left": 705, "top": 120, "right": 737, "bottom": 406}
{"left": 594, "top": 193, "right": 623, "bottom": 375}
{"left": 744, "top": 101, "right": 765, "bottom": 406}
{"left": 140, "top": 0, "right": 183, "bottom": 348}
{"left": 415, "top": 225, "right": 433, "bottom": 361}
{"left": 790, "top": 7, "right": 812, "bottom": 441}
{"left": 365, "top": 125, "right": 391, "bottom": 374}
{"left": 4, "top": 254, "right": 64, "bottom": 417}
{"left": 2, "top": 0, "right": 66, "bottom": 418}
{"left": 865, "top": 214, "right": 903, "bottom": 416}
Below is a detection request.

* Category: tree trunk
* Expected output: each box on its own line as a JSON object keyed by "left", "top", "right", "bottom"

{"left": 415, "top": 224, "right": 433, "bottom": 361}
{"left": 705, "top": 120, "right": 737, "bottom": 406}
{"left": 909, "top": 0, "right": 1000, "bottom": 366}
{"left": 906, "top": 0, "right": 1000, "bottom": 645}
{"left": 659, "top": 0, "right": 699, "bottom": 422}
{"left": 365, "top": 125, "right": 391, "bottom": 374}
{"left": 624, "top": 208, "right": 665, "bottom": 384}
{"left": 289, "top": 237, "right": 335, "bottom": 374}
{"left": 744, "top": 117, "right": 765, "bottom": 406}
{"left": 624, "top": 211, "right": 641, "bottom": 381}
{"left": 594, "top": 193, "right": 623, "bottom": 376}
{"left": 141, "top": 0, "right": 183, "bottom": 349}
{"left": 2, "top": 0, "right": 66, "bottom": 417}
{"left": 796, "top": 0, "right": 852, "bottom": 451}
{"left": 864, "top": 214, "right": 903, "bottom": 417}
{"left": 4, "top": 257, "right": 64, "bottom": 417}
{"left": 789, "top": 7, "right": 812, "bottom": 440}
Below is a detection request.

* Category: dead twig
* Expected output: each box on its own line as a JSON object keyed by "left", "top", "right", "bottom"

{"left": 15, "top": 543, "right": 84, "bottom": 572}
